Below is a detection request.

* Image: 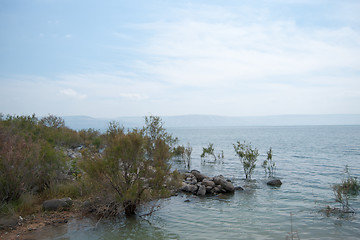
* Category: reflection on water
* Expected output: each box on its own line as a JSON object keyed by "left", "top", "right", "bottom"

{"left": 31, "top": 126, "right": 360, "bottom": 239}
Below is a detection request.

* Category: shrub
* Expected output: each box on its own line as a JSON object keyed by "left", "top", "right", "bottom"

{"left": 172, "top": 145, "right": 185, "bottom": 159}
{"left": 0, "top": 121, "right": 66, "bottom": 206}
{"left": 262, "top": 147, "right": 276, "bottom": 177}
{"left": 332, "top": 166, "right": 360, "bottom": 211}
{"left": 42, "top": 181, "right": 85, "bottom": 200}
{"left": 80, "top": 116, "right": 178, "bottom": 216}
{"left": 233, "top": 141, "right": 259, "bottom": 180}
{"left": 184, "top": 143, "right": 192, "bottom": 170}
{"left": 201, "top": 143, "right": 224, "bottom": 163}
{"left": 172, "top": 143, "right": 192, "bottom": 170}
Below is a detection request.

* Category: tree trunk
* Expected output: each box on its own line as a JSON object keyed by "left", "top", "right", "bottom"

{"left": 123, "top": 201, "right": 137, "bottom": 215}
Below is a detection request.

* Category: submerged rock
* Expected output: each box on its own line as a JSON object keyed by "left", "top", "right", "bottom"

{"left": 267, "top": 179, "right": 282, "bottom": 187}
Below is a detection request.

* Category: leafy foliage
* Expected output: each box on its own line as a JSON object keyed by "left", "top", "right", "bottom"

{"left": 79, "top": 128, "right": 103, "bottom": 149}
{"left": 80, "top": 116, "right": 178, "bottom": 216}
{"left": 172, "top": 143, "right": 192, "bottom": 170}
{"left": 0, "top": 116, "right": 68, "bottom": 207}
{"left": 233, "top": 141, "right": 259, "bottom": 180}
{"left": 332, "top": 166, "right": 360, "bottom": 211}
{"left": 262, "top": 147, "right": 276, "bottom": 177}
{"left": 201, "top": 143, "right": 224, "bottom": 163}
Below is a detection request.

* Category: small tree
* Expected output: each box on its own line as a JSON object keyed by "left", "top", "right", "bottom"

{"left": 184, "top": 143, "right": 192, "bottom": 170}
{"left": 233, "top": 141, "right": 259, "bottom": 180}
{"left": 332, "top": 166, "right": 360, "bottom": 212}
{"left": 172, "top": 145, "right": 185, "bottom": 159}
{"left": 172, "top": 143, "right": 192, "bottom": 170}
{"left": 201, "top": 143, "right": 224, "bottom": 163}
{"left": 40, "top": 115, "right": 65, "bottom": 129}
{"left": 262, "top": 147, "right": 276, "bottom": 177}
{"left": 81, "top": 116, "right": 177, "bottom": 216}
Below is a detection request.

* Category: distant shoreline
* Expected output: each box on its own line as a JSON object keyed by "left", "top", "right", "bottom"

{"left": 61, "top": 114, "right": 360, "bottom": 131}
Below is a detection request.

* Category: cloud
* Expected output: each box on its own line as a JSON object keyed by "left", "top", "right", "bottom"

{"left": 59, "top": 88, "right": 87, "bottom": 99}
{"left": 136, "top": 18, "right": 360, "bottom": 89}
{"left": 1, "top": 1, "right": 359, "bottom": 117}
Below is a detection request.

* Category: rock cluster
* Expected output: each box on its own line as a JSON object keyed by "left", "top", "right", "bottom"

{"left": 181, "top": 170, "right": 238, "bottom": 196}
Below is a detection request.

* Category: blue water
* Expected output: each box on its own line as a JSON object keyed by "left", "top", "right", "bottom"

{"left": 28, "top": 125, "right": 360, "bottom": 239}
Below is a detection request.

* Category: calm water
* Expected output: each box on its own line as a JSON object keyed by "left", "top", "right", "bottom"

{"left": 29, "top": 125, "right": 360, "bottom": 239}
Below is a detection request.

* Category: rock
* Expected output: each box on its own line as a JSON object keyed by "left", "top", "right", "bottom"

{"left": 184, "top": 173, "right": 195, "bottom": 179}
{"left": 202, "top": 179, "right": 215, "bottom": 188}
{"left": 213, "top": 176, "right": 235, "bottom": 192}
{"left": 181, "top": 183, "right": 198, "bottom": 193}
{"left": 185, "top": 178, "right": 197, "bottom": 185}
{"left": 235, "top": 186, "right": 244, "bottom": 191}
{"left": 267, "top": 179, "right": 282, "bottom": 187}
{"left": 0, "top": 216, "right": 18, "bottom": 230}
{"left": 191, "top": 170, "right": 207, "bottom": 182}
{"left": 43, "top": 197, "right": 73, "bottom": 211}
{"left": 205, "top": 186, "right": 214, "bottom": 194}
{"left": 213, "top": 186, "right": 221, "bottom": 193}
{"left": 197, "top": 185, "right": 206, "bottom": 196}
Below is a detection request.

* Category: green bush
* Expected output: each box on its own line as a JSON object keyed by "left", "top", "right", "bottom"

{"left": 80, "top": 116, "right": 177, "bottom": 216}
{"left": 233, "top": 141, "right": 259, "bottom": 180}
{"left": 333, "top": 166, "right": 360, "bottom": 211}
{"left": 0, "top": 115, "right": 68, "bottom": 207}
{"left": 262, "top": 147, "right": 276, "bottom": 177}
{"left": 201, "top": 143, "right": 224, "bottom": 163}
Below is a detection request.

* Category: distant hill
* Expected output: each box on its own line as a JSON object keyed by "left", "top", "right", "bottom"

{"left": 63, "top": 114, "right": 360, "bottom": 131}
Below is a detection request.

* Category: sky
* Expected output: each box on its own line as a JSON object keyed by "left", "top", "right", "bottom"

{"left": 0, "top": 0, "right": 359, "bottom": 118}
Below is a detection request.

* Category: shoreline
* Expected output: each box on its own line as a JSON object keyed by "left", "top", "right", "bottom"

{"left": 0, "top": 202, "right": 85, "bottom": 240}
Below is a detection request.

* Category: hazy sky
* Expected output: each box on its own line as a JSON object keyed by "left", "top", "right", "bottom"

{"left": 1, "top": 0, "right": 359, "bottom": 118}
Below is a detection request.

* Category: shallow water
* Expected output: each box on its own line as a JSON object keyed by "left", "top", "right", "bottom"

{"left": 30, "top": 125, "right": 360, "bottom": 239}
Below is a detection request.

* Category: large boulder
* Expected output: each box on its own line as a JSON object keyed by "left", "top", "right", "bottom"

{"left": 191, "top": 170, "right": 207, "bottom": 182}
{"left": 213, "top": 175, "right": 235, "bottom": 192}
{"left": 43, "top": 197, "right": 73, "bottom": 211}
{"left": 267, "top": 179, "right": 282, "bottom": 187}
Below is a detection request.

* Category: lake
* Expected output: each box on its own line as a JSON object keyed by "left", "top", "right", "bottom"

{"left": 29, "top": 125, "right": 360, "bottom": 239}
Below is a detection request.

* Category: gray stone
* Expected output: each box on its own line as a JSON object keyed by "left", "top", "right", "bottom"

{"left": 181, "top": 183, "right": 198, "bottom": 193}
{"left": 213, "top": 176, "right": 235, "bottom": 192}
{"left": 43, "top": 197, "right": 73, "bottom": 211}
{"left": 202, "top": 179, "right": 215, "bottom": 188}
{"left": 235, "top": 186, "right": 244, "bottom": 191}
{"left": 267, "top": 179, "right": 282, "bottom": 187}
{"left": 197, "top": 185, "right": 206, "bottom": 196}
{"left": 191, "top": 170, "right": 207, "bottom": 182}
{"left": 0, "top": 216, "right": 18, "bottom": 230}
{"left": 213, "top": 186, "right": 221, "bottom": 193}
{"left": 206, "top": 186, "right": 214, "bottom": 194}
{"left": 184, "top": 173, "right": 195, "bottom": 179}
